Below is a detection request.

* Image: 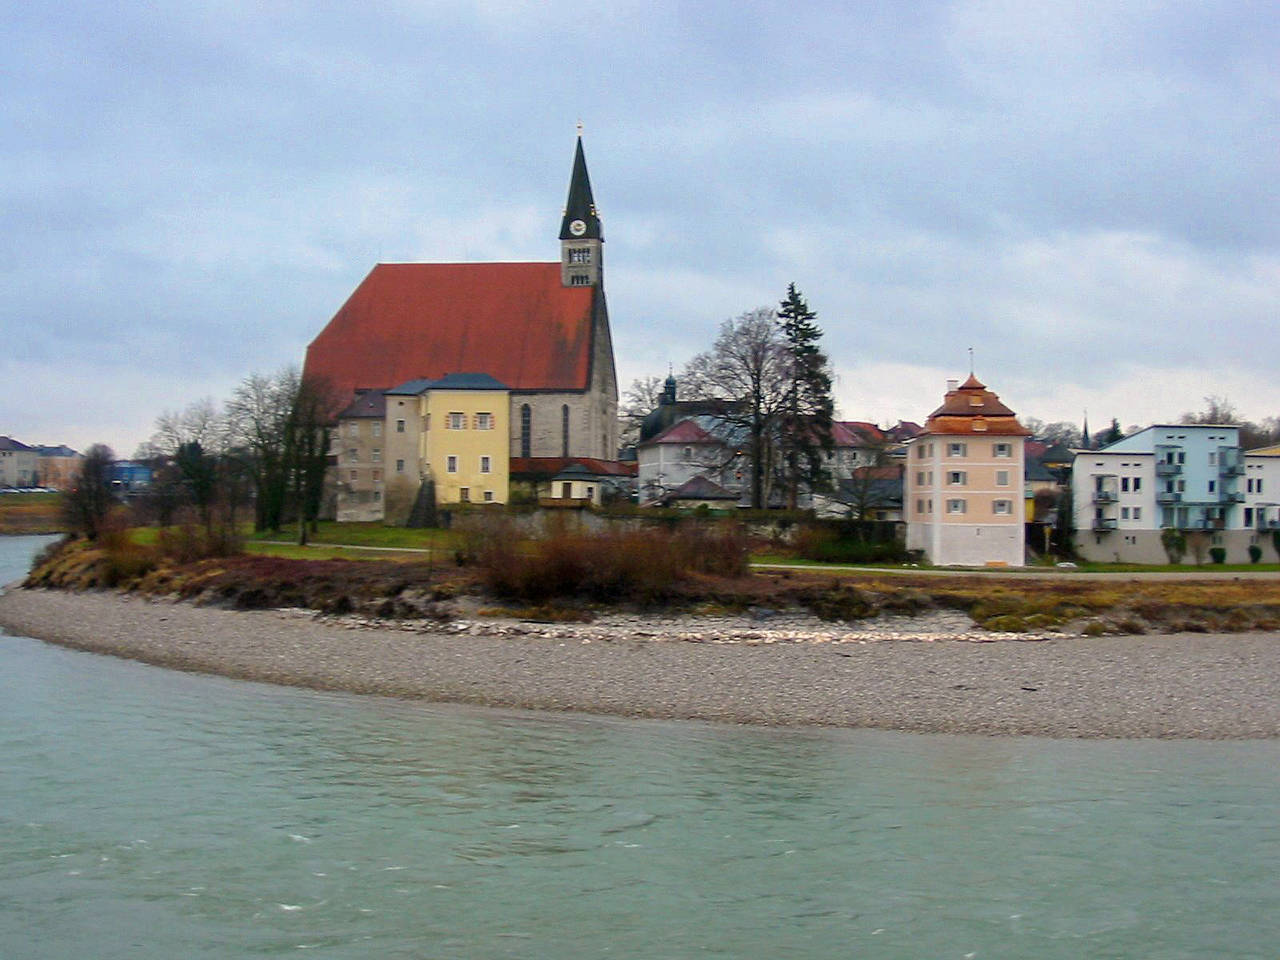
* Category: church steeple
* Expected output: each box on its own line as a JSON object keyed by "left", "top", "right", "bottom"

{"left": 559, "top": 129, "right": 603, "bottom": 287}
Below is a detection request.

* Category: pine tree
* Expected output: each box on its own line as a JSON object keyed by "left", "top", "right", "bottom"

{"left": 776, "top": 283, "right": 834, "bottom": 509}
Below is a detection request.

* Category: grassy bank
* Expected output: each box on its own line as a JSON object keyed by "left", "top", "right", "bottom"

{"left": 0, "top": 492, "right": 66, "bottom": 535}
{"left": 23, "top": 528, "right": 1280, "bottom": 636}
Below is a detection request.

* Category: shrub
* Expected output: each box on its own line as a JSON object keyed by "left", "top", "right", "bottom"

{"left": 155, "top": 510, "right": 243, "bottom": 563}
{"left": 1249, "top": 544, "right": 1263, "bottom": 564}
{"left": 1209, "top": 547, "right": 1227, "bottom": 565}
{"left": 793, "top": 525, "right": 909, "bottom": 565}
{"left": 1160, "top": 527, "right": 1186, "bottom": 564}
{"left": 475, "top": 520, "right": 749, "bottom": 603}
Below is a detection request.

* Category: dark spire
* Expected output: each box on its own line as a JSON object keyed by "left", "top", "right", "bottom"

{"left": 559, "top": 132, "right": 603, "bottom": 241}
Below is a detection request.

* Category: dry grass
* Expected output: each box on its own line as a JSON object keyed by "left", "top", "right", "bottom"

{"left": 473, "top": 519, "right": 750, "bottom": 603}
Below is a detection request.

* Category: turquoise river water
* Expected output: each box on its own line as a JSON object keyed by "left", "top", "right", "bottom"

{"left": 2, "top": 534, "right": 1279, "bottom": 958}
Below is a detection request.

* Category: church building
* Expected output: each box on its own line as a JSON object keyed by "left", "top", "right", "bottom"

{"left": 304, "top": 135, "right": 619, "bottom": 465}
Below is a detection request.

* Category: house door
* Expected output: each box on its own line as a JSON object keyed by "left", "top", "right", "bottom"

{"left": 562, "top": 482, "right": 573, "bottom": 499}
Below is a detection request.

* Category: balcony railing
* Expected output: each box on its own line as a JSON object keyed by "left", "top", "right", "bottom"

{"left": 1155, "top": 462, "right": 1182, "bottom": 477}
{"left": 1221, "top": 491, "right": 1245, "bottom": 503}
{"left": 1155, "top": 492, "right": 1182, "bottom": 504}
{"left": 1219, "top": 462, "right": 1245, "bottom": 477}
{"left": 1092, "top": 518, "right": 1118, "bottom": 532}
{"left": 1092, "top": 490, "right": 1118, "bottom": 503}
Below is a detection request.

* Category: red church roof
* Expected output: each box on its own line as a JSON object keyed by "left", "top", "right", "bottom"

{"left": 305, "top": 262, "right": 597, "bottom": 405}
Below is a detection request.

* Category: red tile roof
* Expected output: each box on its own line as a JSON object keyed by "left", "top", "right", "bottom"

{"left": 920, "top": 373, "right": 1031, "bottom": 437}
{"left": 510, "top": 457, "right": 637, "bottom": 478}
{"left": 832, "top": 421, "right": 885, "bottom": 446}
{"left": 305, "top": 262, "right": 596, "bottom": 405}
{"left": 642, "top": 418, "right": 721, "bottom": 446}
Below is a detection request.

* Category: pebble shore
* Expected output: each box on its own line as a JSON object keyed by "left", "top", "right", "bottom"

{"left": 2, "top": 587, "right": 1279, "bottom": 739}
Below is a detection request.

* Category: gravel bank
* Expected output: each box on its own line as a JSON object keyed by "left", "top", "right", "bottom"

{"left": 2, "top": 587, "right": 1278, "bottom": 739}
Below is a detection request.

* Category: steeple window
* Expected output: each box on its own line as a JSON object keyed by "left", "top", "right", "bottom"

{"left": 568, "top": 248, "right": 592, "bottom": 264}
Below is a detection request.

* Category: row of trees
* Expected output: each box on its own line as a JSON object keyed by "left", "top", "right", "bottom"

{"left": 66, "top": 367, "right": 336, "bottom": 544}
{"left": 140, "top": 367, "right": 336, "bottom": 543}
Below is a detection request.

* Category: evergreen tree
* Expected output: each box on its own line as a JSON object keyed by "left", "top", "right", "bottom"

{"left": 776, "top": 283, "right": 834, "bottom": 509}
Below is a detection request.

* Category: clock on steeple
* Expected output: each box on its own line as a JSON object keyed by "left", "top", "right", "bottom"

{"left": 559, "top": 129, "right": 603, "bottom": 287}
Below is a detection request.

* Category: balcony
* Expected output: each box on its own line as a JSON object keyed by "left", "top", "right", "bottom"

{"left": 1221, "top": 491, "right": 1245, "bottom": 503}
{"left": 1092, "top": 518, "right": 1118, "bottom": 532}
{"left": 1155, "top": 462, "right": 1182, "bottom": 477}
{"left": 1156, "top": 491, "right": 1182, "bottom": 504}
{"left": 1192, "top": 518, "right": 1226, "bottom": 530}
{"left": 1219, "top": 462, "right": 1245, "bottom": 477}
{"left": 1092, "top": 490, "right": 1118, "bottom": 504}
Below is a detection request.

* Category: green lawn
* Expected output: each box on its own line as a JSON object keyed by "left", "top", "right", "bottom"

{"left": 243, "top": 541, "right": 439, "bottom": 561}
{"left": 0, "top": 491, "right": 62, "bottom": 505}
{"left": 243, "top": 521, "right": 461, "bottom": 551}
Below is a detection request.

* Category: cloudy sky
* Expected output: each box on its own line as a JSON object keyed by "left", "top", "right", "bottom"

{"left": 4, "top": 0, "right": 1276, "bottom": 455}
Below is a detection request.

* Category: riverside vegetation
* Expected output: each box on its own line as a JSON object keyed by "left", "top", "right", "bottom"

{"left": 22, "top": 514, "right": 1280, "bottom": 637}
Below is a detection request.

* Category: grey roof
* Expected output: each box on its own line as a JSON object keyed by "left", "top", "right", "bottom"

{"left": 1024, "top": 457, "right": 1056, "bottom": 482}
{"left": 663, "top": 475, "right": 740, "bottom": 502}
{"left": 36, "top": 444, "right": 80, "bottom": 457}
{"left": 337, "top": 389, "right": 387, "bottom": 419}
{"left": 386, "top": 372, "right": 509, "bottom": 395}
{"left": 0, "top": 436, "right": 35, "bottom": 452}
{"left": 558, "top": 136, "right": 603, "bottom": 241}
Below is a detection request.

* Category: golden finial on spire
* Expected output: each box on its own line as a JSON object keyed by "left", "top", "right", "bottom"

{"left": 576, "top": 119, "right": 584, "bottom": 137}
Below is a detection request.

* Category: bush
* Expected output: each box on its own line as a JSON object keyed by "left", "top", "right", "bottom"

{"left": 475, "top": 520, "right": 749, "bottom": 603}
{"left": 1160, "top": 527, "right": 1186, "bottom": 564}
{"left": 1209, "top": 547, "right": 1227, "bottom": 565}
{"left": 793, "top": 525, "right": 908, "bottom": 565}
{"left": 1249, "top": 544, "right": 1263, "bottom": 564}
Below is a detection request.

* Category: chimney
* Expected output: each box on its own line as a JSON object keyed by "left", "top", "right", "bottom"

{"left": 946, "top": 379, "right": 959, "bottom": 393}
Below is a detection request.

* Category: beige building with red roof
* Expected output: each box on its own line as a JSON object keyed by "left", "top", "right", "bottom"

{"left": 905, "top": 374, "right": 1031, "bottom": 566}
{"left": 304, "top": 136, "right": 618, "bottom": 465}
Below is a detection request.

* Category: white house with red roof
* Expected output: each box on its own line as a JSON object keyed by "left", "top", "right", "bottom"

{"left": 305, "top": 135, "right": 618, "bottom": 465}
{"left": 636, "top": 416, "right": 746, "bottom": 505}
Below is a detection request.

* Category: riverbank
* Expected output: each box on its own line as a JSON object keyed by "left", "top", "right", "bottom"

{"left": 2, "top": 586, "right": 1278, "bottom": 739}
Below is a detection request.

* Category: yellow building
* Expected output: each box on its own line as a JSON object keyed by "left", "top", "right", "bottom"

{"left": 382, "top": 374, "right": 510, "bottom": 518}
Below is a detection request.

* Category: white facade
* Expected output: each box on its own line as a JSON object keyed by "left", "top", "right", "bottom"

{"left": 1071, "top": 425, "right": 1269, "bottom": 563}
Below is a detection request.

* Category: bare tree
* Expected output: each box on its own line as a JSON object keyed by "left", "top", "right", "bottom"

{"left": 681, "top": 308, "right": 789, "bottom": 508}
{"left": 144, "top": 398, "right": 231, "bottom": 530}
{"left": 1023, "top": 417, "right": 1084, "bottom": 448}
{"left": 63, "top": 444, "right": 115, "bottom": 540}
{"left": 618, "top": 375, "right": 665, "bottom": 450}
{"left": 286, "top": 375, "right": 338, "bottom": 545}
{"left": 838, "top": 439, "right": 900, "bottom": 531}
{"left": 1181, "top": 395, "right": 1239, "bottom": 425}
{"left": 226, "top": 369, "right": 297, "bottom": 532}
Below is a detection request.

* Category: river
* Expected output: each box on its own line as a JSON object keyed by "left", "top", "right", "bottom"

{"left": 2, "top": 534, "right": 1278, "bottom": 958}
